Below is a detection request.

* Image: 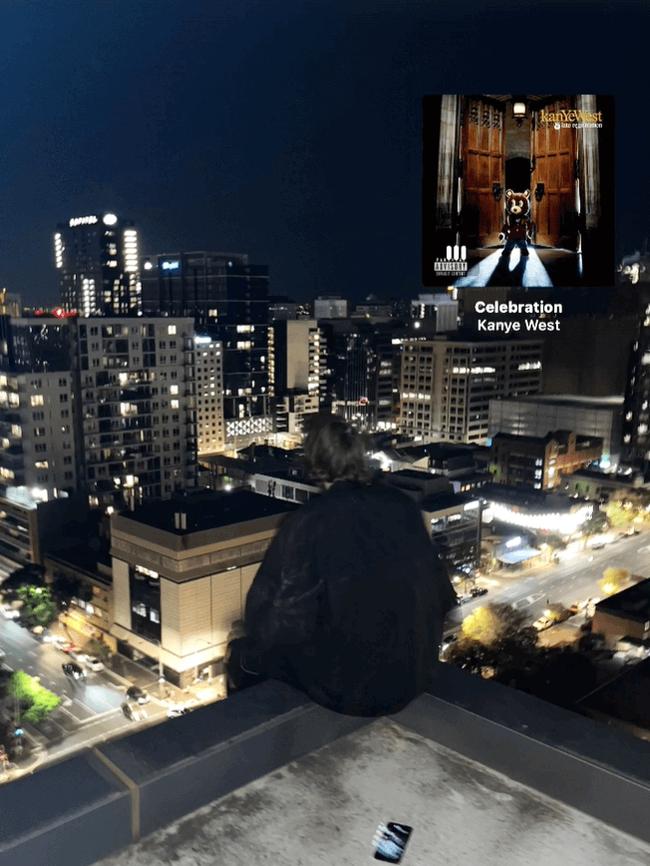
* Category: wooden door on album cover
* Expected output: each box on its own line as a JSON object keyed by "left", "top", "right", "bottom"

{"left": 531, "top": 99, "right": 577, "bottom": 247}
{"left": 461, "top": 98, "right": 504, "bottom": 246}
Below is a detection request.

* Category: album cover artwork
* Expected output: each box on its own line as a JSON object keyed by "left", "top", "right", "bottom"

{"left": 422, "top": 95, "right": 614, "bottom": 289}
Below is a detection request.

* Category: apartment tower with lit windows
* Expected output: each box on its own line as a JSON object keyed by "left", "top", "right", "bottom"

{"left": 141, "top": 252, "right": 270, "bottom": 445}
{"left": 54, "top": 212, "right": 142, "bottom": 316}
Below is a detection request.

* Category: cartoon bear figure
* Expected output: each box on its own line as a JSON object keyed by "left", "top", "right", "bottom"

{"left": 499, "top": 189, "right": 532, "bottom": 258}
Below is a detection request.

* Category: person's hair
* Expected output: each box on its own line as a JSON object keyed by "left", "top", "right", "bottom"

{"left": 302, "top": 414, "right": 371, "bottom": 485}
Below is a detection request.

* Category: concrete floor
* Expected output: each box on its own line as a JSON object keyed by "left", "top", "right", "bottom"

{"left": 96, "top": 719, "right": 650, "bottom": 866}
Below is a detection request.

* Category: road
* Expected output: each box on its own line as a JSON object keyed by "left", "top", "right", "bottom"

{"left": 0, "top": 618, "right": 178, "bottom": 778}
{"left": 445, "top": 531, "right": 650, "bottom": 633}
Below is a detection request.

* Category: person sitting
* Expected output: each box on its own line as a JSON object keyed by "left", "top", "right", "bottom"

{"left": 226, "top": 414, "right": 457, "bottom": 717}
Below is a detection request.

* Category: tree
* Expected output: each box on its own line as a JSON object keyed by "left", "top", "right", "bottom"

{"left": 582, "top": 506, "right": 609, "bottom": 533}
{"left": 9, "top": 671, "right": 60, "bottom": 725}
{"left": 599, "top": 567, "right": 631, "bottom": 596}
{"left": 0, "top": 564, "right": 44, "bottom": 597}
{"left": 50, "top": 573, "right": 92, "bottom": 609}
{"left": 449, "top": 603, "right": 539, "bottom": 679}
{"left": 15, "top": 585, "right": 58, "bottom": 627}
{"left": 461, "top": 602, "right": 534, "bottom": 646}
{"left": 84, "top": 637, "right": 110, "bottom": 661}
{"left": 516, "top": 648, "right": 598, "bottom": 708}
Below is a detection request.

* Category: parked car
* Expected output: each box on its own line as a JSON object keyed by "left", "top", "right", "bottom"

{"left": 441, "top": 633, "right": 457, "bottom": 652}
{"left": 470, "top": 587, "right": 488, "bottom": 598}
{"left": 82, "top": 655, "right": 105, "bottom": 673}
{"left": 167, "top": 702, "right": 196, "bottom": 719}
{"left": 126, "top": 685, "right": 150, "bottom": 705}
{"left": 532, "top": 616, "right": 555, "bottom": 632}
{"left": 62, "top": 662, "right": 86, "bottom": 681}
{"left": 121, "top": 701, "right": 148, "bottom": 721}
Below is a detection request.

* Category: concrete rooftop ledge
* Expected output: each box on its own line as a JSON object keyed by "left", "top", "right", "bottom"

{"left": 96, "top": 718, "right": 650, "bottom": 866}
{"left": 2, "top": 667, "right": 650, "bottom": 866}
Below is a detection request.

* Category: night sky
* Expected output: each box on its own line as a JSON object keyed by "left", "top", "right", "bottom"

{"left": 2, "top": 0, "right": 649, "bottom": 305}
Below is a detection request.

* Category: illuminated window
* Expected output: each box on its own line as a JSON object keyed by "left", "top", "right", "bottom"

{"left": 31, "top": 395, "right": 44, "bottom": 407}
{"left": 167, "top": 324, "right": 177, "bottom": 336}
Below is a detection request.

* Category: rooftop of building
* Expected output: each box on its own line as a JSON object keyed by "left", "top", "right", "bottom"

{"left": 568, "top": 467, "right": 645, "bottom": 482}
{"left": 7, "top": 668, "right": 650, "bottom": 866}
{"left": 579, "top": 657, "right": 650, "bottom": 737}
{"left": 480, "top": 482, "right": 588, "bottom": 511}
{"left": 387, "top": 468, "right": 439, "bottom": 480}
{"left": 115, "top": 489, "right": 297, "bottom": 536}
{"left": 492, "top": 430, "right": 603, "bottom": 448}
{"left": 595, "top": 578, "right": 650, "bottom": 622}
{"left": 499, "top": 394, "right": 624, "bottom": 408}
{"left": 397, "top": 441, "right": 475, "bottom": 460}
{"left": 420, "top": 489, "right": 481, "bottom": 512}
{"left": 45, "top": 541, "right": 112, "bottom": 580}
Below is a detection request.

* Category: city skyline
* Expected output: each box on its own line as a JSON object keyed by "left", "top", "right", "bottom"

{"left": 2, "top": 1, "right": 649, "bottom": 305}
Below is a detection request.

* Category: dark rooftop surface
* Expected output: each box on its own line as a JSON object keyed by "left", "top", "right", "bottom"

{"left": 421, "top": 490, "right": 480, "bottom": 511}
{"left": 46, "top": 541, "right": 111, "bottom": 576}
{"left": 388, "top": 468, "right": 440, "bottom": 480}
{"left": 118, "top": 489, "right": 297, "bottom": 534}
{"left": 481, "top": 482, "right": 585, "bottom": 511}
{"left": 579, "top": 658, "right": 650, "bottom": 737}
{"left": 596, "top": 578, "right": 650, "bottom": 620}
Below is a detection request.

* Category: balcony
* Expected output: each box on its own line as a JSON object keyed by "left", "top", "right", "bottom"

{"left": 2, "top": 665, "right": 650, "bottom": 866}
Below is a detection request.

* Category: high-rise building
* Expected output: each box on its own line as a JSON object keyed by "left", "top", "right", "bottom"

{"left": 78, "top": 317, "right": 196, "bottom": 508}
{"left": 313, "top": 296, "right": 348, "bottom": 319}
{"left": 0, "top": 316, "right": 78, "bottom": 499}
{"left": 141, "top": 252, "right": 271, "bottom": 445}
{"left": 623, "top": 292, "right": 650, "bottom": 463}
{"left": 411, "top": 294, "right": 458, "bottom": 332}
{"left": 55, "top": 213, "right": 142, "bottom": 316}
{"left": 319, "top": 320, "right": 397, "bottom": 431}
{"left": 194, "top": 336, "right": 225, "bottom": 455}
{"left": 0, "top": 368, "right": 78, "bottom": 499}
{"left": 0, "top": 314, "right": 198, "bottom": 510}
{"left": 399, "top": 335, "right": 543, "bottom": 443}
{"left": 268, "top": 319, "right": 320, "bottom": 434}
{"left": 0, "top": 289, "right": 22, "bottom": 317}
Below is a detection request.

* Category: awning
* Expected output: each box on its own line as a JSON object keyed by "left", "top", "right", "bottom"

{"left": 496, "top": 546, "right": 541, "bottom": 565}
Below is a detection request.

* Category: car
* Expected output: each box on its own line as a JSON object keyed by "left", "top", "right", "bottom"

{"left": 121, "top": 701, "right": 148, "bottom": 721}
{"left": 62, "top": 662, "right": 86, "bottom": 681}
{"left": 167, "top": 703, "right": 195, "bottom": 719}
{"left": 82, "top": 655, "right": 105, "bottom": 673}
{"left": 0, "top": 605, "right": 19, "bottom": 620}
{"left": 567, "top": 603, "right": 580, "bottom": 617}
{"left": 532, "top": 616, "right": 555, "bottom": 632}
{"left": 470, "top": 587, "right": 488, "bottom": 598}
{"left": 126, "top": 685, "right": 150, "bottom": 704}
{"left": 441, "top": 633, "right": 457, "bottom": 652}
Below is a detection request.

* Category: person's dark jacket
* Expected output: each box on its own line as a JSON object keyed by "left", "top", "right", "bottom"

{"left": 244, "top": 479, "right": 457, "bottom": 717}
